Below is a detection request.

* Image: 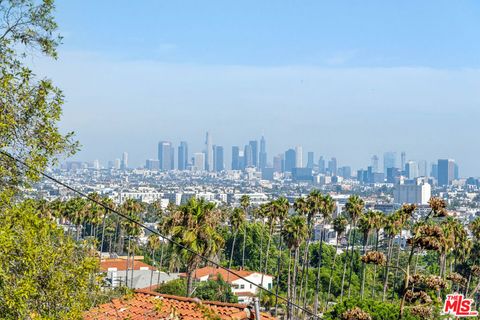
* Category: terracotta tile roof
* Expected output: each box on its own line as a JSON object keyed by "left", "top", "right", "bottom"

{"left": 100, "top": 259, "right": 156, "bottom": 272}
{"left": 84, "top": 290, "right": 276, "bottom": 320}
{"left": 181, "top": 266, "right": 271, "bottom": 283}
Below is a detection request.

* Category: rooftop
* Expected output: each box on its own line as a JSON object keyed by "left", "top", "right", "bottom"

{"left": 100, "top": 258, "right": 156, "bottom": 272}
{"left": 83, "top": 290, "right": 276, "bottom": 320}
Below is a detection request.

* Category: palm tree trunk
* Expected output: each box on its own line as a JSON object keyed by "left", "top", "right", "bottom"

{"left": 340, "top": 228, "right": 352, "bottom": 302}
{"left": 150, "top": 248, "right": 155, "bottom": 288}
{"left": 287, "top": 250, "right": 293, "bottom": 320}
{"left": 299, "top": 223, "right": 313, "bottom": 310}
{"left": 360, "top": 234, "right": 368, "bottom": 299}
{"left": 274, "top": 221, "right": 285, "bottom": 317}
{"left": 392, "top": 238, "right": 402, "bottom": 300}
{"left": 229, "top": 232, "right": 238, "bottom": 269}
{"left": 100, "top": 211, "right": 107, "bottom": 256}
{"left": 260, "top": 220, "right": 275, "bottom": 298}
{"left": 292, "top": 248, "right": 299, "bottom": 319}
{"left": 327, "top": 236, "right": 339, "bottom": 304}
{"left": 242, "top": 223, "right": 247, "bottom": 269}
{"left": 382, "top": 237, "right": 393, "bottom": 301}
{"left": 157, "top": 242, "right": 165, "bottom": 287}
{"left": 371, "top": 229, "right": 380, "bottom": 299}
{"left": 313, "top": 226, "right": 324, "bottom": 314}
{"left": 347, "top": 222, "right": 357, "bottom": 298}
{"left": 399, "top": 246, "right": 416, "bottom": 319}
{"left": 187, "top": 270, "right": 195, "bottom": 297}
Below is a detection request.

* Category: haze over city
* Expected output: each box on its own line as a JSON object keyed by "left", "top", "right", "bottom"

{"left": 30, "top": 1, "right": 480, "bottom": 175}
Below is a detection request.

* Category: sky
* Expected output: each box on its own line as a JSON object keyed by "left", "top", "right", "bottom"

{"left": 33, "top": 1, "right": 480, "bottom": 175}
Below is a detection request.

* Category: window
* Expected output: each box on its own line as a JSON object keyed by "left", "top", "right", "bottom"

{"left": 240, "top": 284, "right": 245, "bottom": 289}
{"left": 268, "top": 283, "right": 272, "bottom": 290}
{"left": 250, "top": 284, "right": 252, "bottom": 289}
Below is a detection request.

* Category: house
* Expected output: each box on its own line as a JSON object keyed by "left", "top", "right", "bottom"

{"left": 100, "top": 258, "right": 178, "bottom": 289}
{"left": 183, "top": 266, "right": 274, "bottom": 304}
{"left": 84, "top": 289, "right": 276, "bottom": 320}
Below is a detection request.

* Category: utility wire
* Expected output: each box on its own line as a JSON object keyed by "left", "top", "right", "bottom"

{"left": 0, "top": 150, "right": 318, "bottom": 319}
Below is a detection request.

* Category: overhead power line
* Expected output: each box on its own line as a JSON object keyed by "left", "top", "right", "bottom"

{"left": 0, "top": 150, "right": 318, "bottom": 319}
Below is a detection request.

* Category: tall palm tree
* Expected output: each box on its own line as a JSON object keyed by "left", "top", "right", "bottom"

{"left": 358, "top": 210, "right": 376, "bottom": 299}
{"left": 163, "top": 197, "right": 224, "bottom": 296}
{"left": 382, "top": 212, "right": 402, "bottom": 301}
{"left": 371, "top": 211, "right": 386, "bottom": 299}
{"left": 282, "top": 215, "right": 308, "bottom": 320}
{"left": 147, "top": 234, "right": 161, "bottom": 287}
{"left": 293, "top": 196, "right": 311, "bottom": 308}
{"left": 327, "top": 215, "right": 348, "bottom": 303}
{"left": 228, "top": 207, "right": 245, "bottom": 269}
{"left": 345, "top": 195, "right": 365, "bottom": 298}
{"left": 240, "top": 195, "right": 250, "bottom": 269}
{"left": 261, "top": 197, "right": 289, "bottom": 296}
{"left": 313, "top": 194, "right": 336, "bottom": 314}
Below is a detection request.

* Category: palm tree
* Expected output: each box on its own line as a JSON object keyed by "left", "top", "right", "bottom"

{"left": 163, "top": 197, "right": 224, "bottom": 296}
{"left": 371, "top": 211, "right": 386, "bottom": 299}
{"left": 327, "top": 215, "right": 348, "bottom": 303}
{"left": 313, "top": 194, "right": 336, "bottom": 314}
{"left": 282, "top": 215, "right": 308, "bottom": 320}
{"left": 240, "top": 195, "right": 250, "bottom": 269}
{"left": 295, "top": 195, "right": 312, "bottom": 307}
{"left": 345, "top": 195, "right": 365, "bottom": 298}
{"left": 358, "top": 211, "right": 376, "bottom": 299}
{"left": 382, "top": 212, "right": 402, "bottom": 301}
{"left": 261, "top": 197, "right": 289, "bottom": 297}
{"left": 147, "top": 234, "right": 161, "bottom": 287}
{"left": 228, "top": 207, "right": 245, "bottom": 269}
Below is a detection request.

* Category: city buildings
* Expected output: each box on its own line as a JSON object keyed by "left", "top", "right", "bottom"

{"left": 438, "top": 159, "right": 455, "bottom": 186}
{"left": 178, "top": 141, "right": 188, "bottom": 171}
{"left": 158, "top": 141, "right": 174, "bottom": 171}
{"left": 205, "top": 132, "right": 213, "bottom": 172}
{"left": 393, "top": 178, "right": 431, "bottom": 205}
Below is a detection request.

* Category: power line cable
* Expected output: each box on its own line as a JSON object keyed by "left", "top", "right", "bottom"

{"left": 0, "top": 150, "right": 318, "bottom": 319}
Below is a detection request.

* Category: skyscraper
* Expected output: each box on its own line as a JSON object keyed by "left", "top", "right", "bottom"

{"left": 438, "top": 159, "right": 455, "bottom": 186}
{"left": 213, "top": 145, "right": 224, "bottom": 172}
{"left": 328, "top": 157, "right": 337, "bottom": 176}
{"left": 205, "top": 132, "right": 213, "bottom": 172}
{"left": 418, "top": 160, "right": 428, "bottom": 177}
{"left": 383, "top": 152, "right": 396, "bottom": 174}
{"left": 273, "top": 154, "right": 283, "bottom": 172}
{"left": 244, "top": 144, "right": 253, "bottom": 168}
{"left": 249, "top": 140, "right": 258, "bottom": 168}
{"left": 405, "top": 161, "right": 418, "bottom": 179}
{"left": 158, "top": 141, "right": 174, "bottom": 170}
{"left": 231, "top": 146, "right": 240, "bottom": 170}
{"left": 318, "top": 156, "right": 326, "bottom": 174}
{"left": 178, "top": 141, "right": 188, "bottom": 170}
{"left": 306, "top": 152, "right": 314, "bottom": 169}
{"left": 295, "top": 146, "right": 303, "bottom": 168}
{"left": 193, "top": 153, "right": 205, "bottom": 171}
{"left": 284, "top": 149, "right": 296, "bottom": 172}
{"left": 401, "top": 151, "right": 406, "bottom": 172}
{"left": 121, "top": 152, "right": 128, "bottom": 170}
{"left": 371, "top": 155, "right": 379, "bottom": 173}
{"left": 259, "top": 136, "right": 267, "bottom": 170}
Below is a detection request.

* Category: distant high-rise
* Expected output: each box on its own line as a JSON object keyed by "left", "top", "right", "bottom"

{"left": 318, "top": 156, "right": 326, "bottom": 174}
{"left": 145, "top": 159, "right": 160, "bottom": 171}
{"left": 306, "top": 152, "right": 314, "bottom": 169}
{"left": 121, "top": 152, "right": 128, "bottom": 170}
{"left": 259, "top": 136, "right": 267, "bottom": 170}
{"left": 284, "top": 149, "right": 296, "bottom": 172}
{"left": 158, "top": 141, "right": 174, "bottom": 170}
{"left": 231, "top": 146, "right": 240, "bottom": 170}
{"left": 401, "top": 152, "right": 406, "bottom": 172}
{"left": 273, "top": 154, "right": 283, "bottom": 172}
{"left": 295, "top": 146, "right": 303, "bottom": 168}
{"left": 93, "top": 159, "right": 100, "bottom": 170}
{"left": 405, "top": 161, "right": 418, "bottom": 179}
{"left": 438, "top": 159, "right": 455, "bottom": 186}
{"left": 178, "top": 141, "right": 188, "bottom": 170}
{"left": 193, "top": 153, "right": 205, "bottom": 171}
{"left": 244, "top": 144, "right": 253, "bottom": 168}
{"left": 371, "top": 155, "right": 379, "bottom": 173}
{"left": 431, "top": 163, "right": 438, "bottom": 179}
{"left": 383, "top": 152, "right": 396, "bottom": 174}
{"left": 249, "top": 140, "right": 258, "bottom": 168}
{"left": 418, "top": 160, "right": 428, "bottom": 177}
{"left": 213, "top": 145, "right": 224, "bottom": 172}
{"left": 205, "top": 132, "right": 213, "bottom": 172}
{"left": 328, "top": 157, "right": 337, "bottom": 176}
{"left": 114, "top": 158, "right": 121, "bottom": 170}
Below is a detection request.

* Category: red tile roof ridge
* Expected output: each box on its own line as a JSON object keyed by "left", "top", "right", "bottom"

{"left": 135, "top": 289, "right": 250, "bottom": 309}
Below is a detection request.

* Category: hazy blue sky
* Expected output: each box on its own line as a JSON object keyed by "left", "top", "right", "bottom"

{"left": 34, "top": 1, "right": 480, "bottom": 175}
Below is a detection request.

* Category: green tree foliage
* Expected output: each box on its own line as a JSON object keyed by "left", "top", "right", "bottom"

{"left": 156, "top": 279, "right": 187, "bottom": 297}
{"left": 0, "top": 0, "right": 78, "bottom": 197}
{"left": 0, "top": 200, "right": 102, "bottom": 319}
{"left": 324, "top": 298, "right": 420, "bottom": 320}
